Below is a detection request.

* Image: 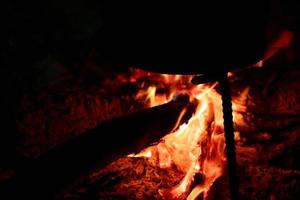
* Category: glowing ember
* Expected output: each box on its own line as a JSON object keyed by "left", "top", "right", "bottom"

{"left": 255, "top": 30, "right": 294, "bottom": 68}
{"left": 129, "top": 68, "right": 242, "bottom": 199}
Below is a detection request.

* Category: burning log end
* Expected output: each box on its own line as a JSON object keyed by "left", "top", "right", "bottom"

{"left": 14, "top": 97, "right": 190, "bottom": 199}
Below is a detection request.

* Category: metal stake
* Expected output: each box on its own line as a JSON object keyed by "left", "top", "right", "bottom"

{"left": 219, "top": 72, "right": 239, "bottom": 200}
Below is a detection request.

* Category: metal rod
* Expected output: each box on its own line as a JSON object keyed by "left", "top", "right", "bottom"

{"left": 219, "top": 72, "right": 239, "bottom": 200}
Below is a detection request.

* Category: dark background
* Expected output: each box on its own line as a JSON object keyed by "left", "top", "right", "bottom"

{"left": 1, "top": 0, "right": 300, "bottom": 167}
{"left": 2, "top": 0, "right": 103, "bottom": 166}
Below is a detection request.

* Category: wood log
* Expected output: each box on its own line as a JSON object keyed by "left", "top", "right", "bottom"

{"left": 50, "top": 143, "right": 300, "bottom": 200}
{"left": 14, "top": 97, "right": 189, "bottom": 199}
{"left": 16, "top": 82, "right": 143, "bottom": 158}
{"left": 26, "top": 115, "right": 299, "bottom": 200}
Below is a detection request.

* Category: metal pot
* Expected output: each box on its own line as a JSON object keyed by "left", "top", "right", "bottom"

{"left": 98, "top": 1, "right": 269, "bottom": 74}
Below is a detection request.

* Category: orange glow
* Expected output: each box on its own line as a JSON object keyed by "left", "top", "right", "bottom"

{"left": 128, "top": 68, "right": 242, "bottom": 199}
{"left": 135, "top": 86, "right": 171, "bottom": 107}
{"left": 264, "top": 30, "right": 294, "bottom": 61}
{"left": 255, "top": 30, "right": 294, "bottom": 68}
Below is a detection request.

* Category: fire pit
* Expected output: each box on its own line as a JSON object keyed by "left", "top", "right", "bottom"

{"left": 55, "top": 67, "right": 300, "bottom": 200}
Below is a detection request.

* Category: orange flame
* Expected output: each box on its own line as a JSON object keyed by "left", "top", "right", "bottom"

{"left": 129, "top": 68, "right": 243, "bottom": 199}
{"left": 255, "top": 30, "right": 294, "bottom": 68}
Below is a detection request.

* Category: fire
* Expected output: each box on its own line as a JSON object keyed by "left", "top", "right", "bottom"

{"left": 255, "top": 30, "right": 294, "bottom": 68}
{"left": 135, "top": 86, "right": 171, "bottom": 107}
{"left": 129, "top": 68, "right": 242, "bottom": 199}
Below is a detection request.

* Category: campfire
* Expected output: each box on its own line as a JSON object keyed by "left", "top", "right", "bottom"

{"left": 15, "top": 66, "right": 295, "bottom": 200}
{"left": 3, "top": 1, "right": 300, "bottom": 200}
{"left": 11, "top": 59, "right": 300, "bottom": 199}
{"left": 129, "top": 69, "right": 227, "bottom": 199}
{"left": 11, "top": 29, "right": 300, "bottom": 199}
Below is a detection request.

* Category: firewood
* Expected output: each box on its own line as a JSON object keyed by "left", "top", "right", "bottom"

{"left": 16, "top": 83, "right": 143, "bottom": 159}
{"left": 15, "top": 97, "right": 189, "bottom": 200}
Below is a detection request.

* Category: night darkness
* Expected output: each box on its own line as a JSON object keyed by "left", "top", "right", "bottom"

{"left": 2, "top": 0, "right": 300, "bottom": 199}
{"left": 2, "top": 0, "right": 103, "bottom": 164}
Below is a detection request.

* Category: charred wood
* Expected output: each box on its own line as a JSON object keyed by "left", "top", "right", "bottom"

{"left": 16, "top": 83, "right": 143, "bottom": 158}
{"left": 14, "top": 98, "right": 189, "bottom": 199}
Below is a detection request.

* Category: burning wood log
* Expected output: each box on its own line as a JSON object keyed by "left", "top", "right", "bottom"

{"left": 59, "top": 67, "right": 300, "bottom": 200}
{"left": 12, "top": 66, "right": 300, "bottom": 200}
{"left": 56, "top": 123, "right": 300, "bottom": 200}
{"left": 16, "top": 81, "right": 145, "bottom": 158}
{"left": 15, "top": 96, "right": 190, "bottom": 199}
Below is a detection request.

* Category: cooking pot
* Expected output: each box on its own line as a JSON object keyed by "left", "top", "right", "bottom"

{"left": 98, "top": 1, "right": 269, "bottom": 74}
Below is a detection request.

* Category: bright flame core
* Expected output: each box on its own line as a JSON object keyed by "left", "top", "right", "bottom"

{"left": 129, "top": 68, "right": 242, "bottom": 199}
